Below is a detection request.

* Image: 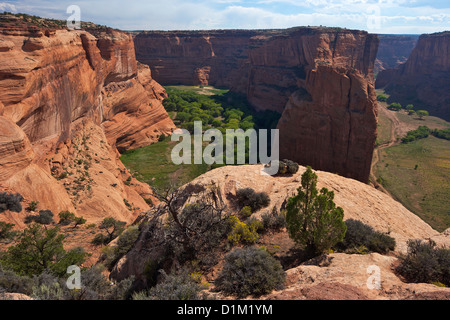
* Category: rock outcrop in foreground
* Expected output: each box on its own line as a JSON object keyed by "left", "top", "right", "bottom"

{"left": 134, "top": 28, "right": 379, "bottom": 182}
{"left": 110, "top": 165, "right": 449, "bottom": 299}
{"left": 376, "top": 31, "right": 450, "bottom": 121}
{"left": 0, "top": 16, "right": 175, "bottom": 225}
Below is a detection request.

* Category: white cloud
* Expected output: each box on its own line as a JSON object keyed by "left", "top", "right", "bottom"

{"left": 0, "top": 2, "right": 17, "bottom": 12}
{"left": 0, "top": 0, "right": 448, "bottom": 33}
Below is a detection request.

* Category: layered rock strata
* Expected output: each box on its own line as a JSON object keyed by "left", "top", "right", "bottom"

{"left": 134, "top": 27, "right": 379, "bottom": 182}
{"left": 0, "top": 18, "right": 175, "bottom": 224}
{"left": 376, "top": 32, "right": 450, "bottom": 121}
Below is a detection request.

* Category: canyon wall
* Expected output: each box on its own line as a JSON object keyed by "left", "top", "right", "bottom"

{"left": 376, "top": 32, "right": 450, "bottom": 121}
{"left": 0, "top": 16, "right": 175, "bottom": 225}
{"left": 374, "top": 34, "right": 419, "bottom": 73}
{"left": 134, "top": 28, "right": 379, "bottom": 182}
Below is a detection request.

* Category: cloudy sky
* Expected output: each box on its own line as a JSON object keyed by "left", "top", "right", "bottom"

{"left": 1, "top": 0, "right": 449, "bottom": 34}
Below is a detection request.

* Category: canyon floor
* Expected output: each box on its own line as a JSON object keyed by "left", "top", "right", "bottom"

{"left": 371, "top": 90, "right": 450, "bottom": 232}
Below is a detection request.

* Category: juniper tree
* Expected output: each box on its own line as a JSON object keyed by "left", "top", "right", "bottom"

{"left": 286, "top": 166, "right": 347, "bottom": 256}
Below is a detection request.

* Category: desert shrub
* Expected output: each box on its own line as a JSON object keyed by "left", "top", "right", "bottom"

{"left": 73, "top": 216, "right": 86, "bottom": 228}
{"left": 215, "top": 247, "right": 285, "bottom": 298}
{"left": 133, "top": 270, "right": 206, "bottom": 300}
{"left": 58, "top": 211, "right": 76, "bottom": 226}
{"left": 236, "top": 188, "right": 270, "bottom": 212}
{"left": 164, "top": 201, "right": 230, "bottom": 264}
{"left": 25, "top": 210, "right": 54, "bottom": 225}
{"left": 98, "top": 217, "right": 126, "bottom": 244}
{"left": 261, "top": 208, "right": 286, "bottom": 232}
{"left": 106, "top": 276, "right": 135, "bottom": 300}
{"left": 336, "top": 219, "right": 396, "bottom": 254}
{"left": 227, "top": 216, "right": 259, "bottom": 245}
{"left": 275, "top": 159, "right": 299, "bottom": 175}
{"left": 395, "top": 240, "right": 449, "bottom": 286}
{"left": 240, "top": 206, "right": 252, "bottom": 218}
{"left": 143, "top": 259, "right": 160, "bottom": 288}
{"left": 0, "top": 263, "right": 34, "bottom": 294}
{"left": 0, "top": 192, "right": 23, "bottom": 213}
{"left": 26, "top": 201, "right": 39, "bottom": 212}
{"left": 102, "top": 225, "right": 140, "bottom": 270}
{"left": 30, "top": 271, "right": 65, "bottom": 300}
{"left": 92, "top": 233, "right": 106, "bottom": 246}
{"left": 247, "top": 217, "right": 264, "bottom": 232}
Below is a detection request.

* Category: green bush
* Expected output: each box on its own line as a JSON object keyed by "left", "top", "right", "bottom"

{"left": 0, "top": 224, "right": 87, "bottom": 277}
{"left": 377, "top": 94, "right": 388, "bottom": 102}
{"left": 388, "top": 102, "right": 402, "bottom": 111}
{"left": 336, "top": 219, "right": 395, "bottom": 254}
{"left": 215, "top": 247, "right": 286, "bottom": 298}
{"left": 395, "top": 240, "right": 449, "bottom": 286}
{"left": 26, "top": 201, "right": 39, "bottom": 212}
{"left": 240, "top": 206, "right": 252, "bottom": 218}
{"left": 431, "top": 128, "right": 450, "bottom": 141}
{"left": 236, "top": 188, "right": 270, "bottom": 212}
{"left": 0, "top": 263, "right": 34, "bottom": 295}
{"left": 416, "top": 110, "right": 429, "bottom": 119}
{"left": 227, "top": 216, "right": 259, "bottom": 245}
{"left": 0, "top": 222, "right": 16, "bottom": 240}
{"left": 92, "top": 233, "right": 106, "bottom": 246}
{"left": 401, "top": 126, "right": 430, "bottom": 144}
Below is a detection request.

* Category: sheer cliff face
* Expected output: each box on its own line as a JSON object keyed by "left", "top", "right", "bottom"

{"left": 134, "top": 28, "right": 379, "bottom": 182}
{"left": 0, "top": 24, "right": 175, "bottom": 223}
{"left": 375, "top": 34, "right": 419, "bottom": 73}
{"left": 376, "top": 32, "right": 450, "bottom": 121}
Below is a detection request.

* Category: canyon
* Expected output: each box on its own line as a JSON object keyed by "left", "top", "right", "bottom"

{"left": 0, "top": 15, "right": 175, "bottom": 225}
{"left": 374, "top": 34, "right": 419, "bottom": 73}
{"left": 376, "top": 32, "right": 450, "bottom": 121}
{"left": 134, "top": 28, "right": 379, "bottom": 183}
{"left": 1, "top": 14, "right": 449, "bottom": 301}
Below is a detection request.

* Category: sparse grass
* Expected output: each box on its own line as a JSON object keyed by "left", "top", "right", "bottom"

{"left": 396, "top": 112, "right": 450, "bottom": 131}
{"left": 376, "top": 106, "right": 393, "bottom": 145}
{"left": 375, "top": 136, "right": 450, "bottom": 231}
{"left": 373, "top": 89, "right": 450, "bottom": 232}
{"left": 165, "top": 85, "right": 229, "bottom": 96}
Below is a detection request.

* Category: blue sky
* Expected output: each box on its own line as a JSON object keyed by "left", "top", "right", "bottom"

{"left": 1, "top": 0, "right": 449, "bottom": 34}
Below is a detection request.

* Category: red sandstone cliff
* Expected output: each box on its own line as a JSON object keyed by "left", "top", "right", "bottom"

{"left": 376, "top": 32, "right": 450, "bottom": 121}
{"left": 0, "top": 16, "right": 175, "bottom": 225}
{"left": 374, "top": 34, "right": 418, "bottom": 73}
{"left": 134, "top": 28, "right": 379, "bottom": 182}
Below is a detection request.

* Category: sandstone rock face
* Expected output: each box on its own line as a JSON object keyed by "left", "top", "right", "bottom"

{"left": 111, "top": 165, "right": 449, "bottom": 299}
{"left": 265, "top": 253, "right": 450, "bottom": 300}
{"left": 376, "top": 32, "right": 450, "bottom": 121}
{"left": 134, "top": 28, "right": 379, "bottom": 182}
{"left": 0, "top": 23, "right": 175, "bottom": 225}
{"left": 375, "top": 34, "right": 419, "bottom": 73}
